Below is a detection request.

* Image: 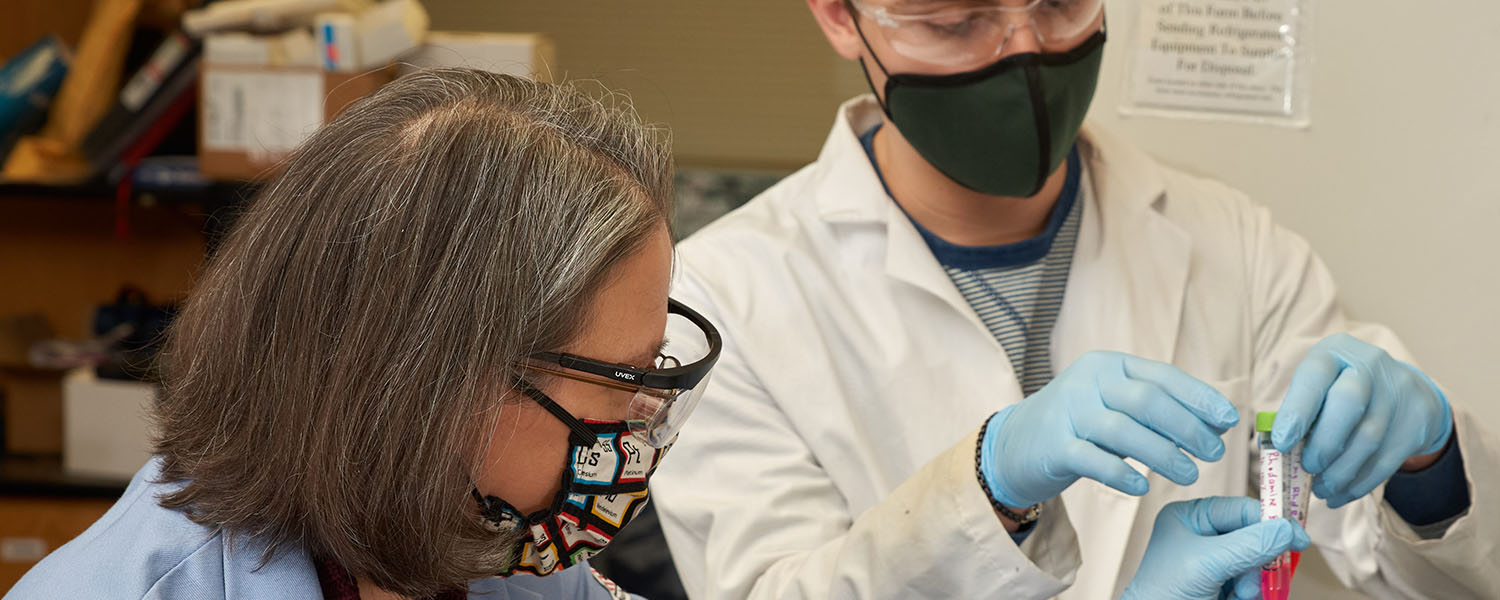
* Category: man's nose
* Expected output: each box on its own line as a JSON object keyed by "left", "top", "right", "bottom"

{"left": 998, "top": 20, "right": 1044, "bottom": 57}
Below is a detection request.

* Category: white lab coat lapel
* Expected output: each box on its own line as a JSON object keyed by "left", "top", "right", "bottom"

{"left": 883, "top": 201, "right": 1003, "bottom": 353}
{"left": 1051, "top": 123, "right": 1192, "bottom": 599}
{"left": 860, "top": 122, "right": 1192, "bottom": 389}
{"left": 1057, "top": 123, "right": 1190, "bottom": 368}
{"left": 815, "top": 98, "right": 1022, "bottom": 400}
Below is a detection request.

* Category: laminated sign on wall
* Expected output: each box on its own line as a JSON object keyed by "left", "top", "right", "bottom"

{"left": 1120, "top": 0, "right": 1311, "bottom": 127}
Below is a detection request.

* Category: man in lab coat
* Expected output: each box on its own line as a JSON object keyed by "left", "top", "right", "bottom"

{"left": 649, "top": 0, "right": 1496, "bottom": 598}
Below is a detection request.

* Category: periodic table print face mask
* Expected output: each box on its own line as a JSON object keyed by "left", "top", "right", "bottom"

{"left": 474, "top": 416, "right": 667, "bottom": 577}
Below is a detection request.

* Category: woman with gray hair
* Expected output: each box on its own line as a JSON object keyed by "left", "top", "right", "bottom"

{"left": 6, "top": 68, "right": 720, "bottom": 600}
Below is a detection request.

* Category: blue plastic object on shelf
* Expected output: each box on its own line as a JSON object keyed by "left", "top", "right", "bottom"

{"left": 0, "top": 36, "right": 70, "bottom": 163}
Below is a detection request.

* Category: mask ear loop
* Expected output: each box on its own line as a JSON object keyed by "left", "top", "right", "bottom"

{"left": 849, "top": 7, "right": 897, "bottom": 116}
{"left": 471, "top": 488, "right": 516, "bottom": 530}
{"left": 516, "top": 381, "right": 597, "bottom": 448}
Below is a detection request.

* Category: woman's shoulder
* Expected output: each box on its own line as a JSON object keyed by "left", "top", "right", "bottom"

{"left": 4, "top": 458, "right": 319, "bottom": 600}
{"left": 467, "top": 563, "right": 639, "bottom": 600}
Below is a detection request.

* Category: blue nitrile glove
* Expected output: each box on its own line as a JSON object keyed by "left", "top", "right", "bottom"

{"left": 1273, "top": 334, "right": 1453, "bottom": 508}
{"left": 981, "top": 351, "right": 1241, "bottom": 509}
{"left": 1121, "top": 497, "right": 1311, "bottom": 600}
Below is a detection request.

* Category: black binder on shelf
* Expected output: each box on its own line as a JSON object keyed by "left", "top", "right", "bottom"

{"left": 80, "top": 32, "right": 203, "bottom": 169}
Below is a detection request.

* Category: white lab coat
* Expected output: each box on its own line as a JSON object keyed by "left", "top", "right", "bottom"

{"left": 650, "top": 96, "right": 1499, "bottom": 600}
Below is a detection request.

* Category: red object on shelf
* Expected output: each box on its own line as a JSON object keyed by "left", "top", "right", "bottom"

{"left": 110, "top": 82, "right": 196, "bottom": 240}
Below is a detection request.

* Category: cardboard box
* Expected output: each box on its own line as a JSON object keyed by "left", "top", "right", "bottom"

{"left": 63, "top": 368, "right": 156, "bottom": 478}
{"left": 197, "top": 64, "right": 393, "bottom": 181}
{"left": 1, "top": 367, "right": 65, "bottom": 456}
{"left": 400, "top": 32, "right": 554, "bottom": 82}
{"left": 203, "top": 30, "right": 320, "bottom": 68}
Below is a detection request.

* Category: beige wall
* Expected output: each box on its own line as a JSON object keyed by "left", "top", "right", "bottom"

{"left": 425, "top": 0, "right": 869, "bottom": 170}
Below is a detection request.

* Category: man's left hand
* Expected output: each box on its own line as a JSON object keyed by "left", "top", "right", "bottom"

{"left": 1273, "top": 334, "right": 1453, "bottom": 508}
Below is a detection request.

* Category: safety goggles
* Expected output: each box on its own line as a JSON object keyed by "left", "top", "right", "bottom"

{"left": 848, "top": 0, "right": 1104, "bottom": 68}
{"left": 520, "top": 298, "right": 721, "bottom": 448}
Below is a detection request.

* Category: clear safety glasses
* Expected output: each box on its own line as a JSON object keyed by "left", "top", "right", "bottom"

{"left": 848, "top": 0, "right": 1104, "bottom": 68}
{"left": 520, "top": 298, "right": 722, "bottom": 448}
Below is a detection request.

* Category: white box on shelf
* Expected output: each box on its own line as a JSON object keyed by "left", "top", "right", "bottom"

{"left": 400, "top": 32, "right": 555, "bottom": 81}
{"left": 356, "top": 0, "right": 429, "bottom": 69}
{"left": 63, "top": 369, "right": 156, "bottom": 479}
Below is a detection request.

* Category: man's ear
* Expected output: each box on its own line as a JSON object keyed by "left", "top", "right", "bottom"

{"left": 808, "top": 0, "right": 866, "bottom": 60}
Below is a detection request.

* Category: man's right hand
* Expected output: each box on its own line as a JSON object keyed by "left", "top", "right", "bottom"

{"left": 980, "top": 351, "right": 1241, "bottom": 509}
{"left": 1121, "top": 497, "right": 1310, "bottom": 600}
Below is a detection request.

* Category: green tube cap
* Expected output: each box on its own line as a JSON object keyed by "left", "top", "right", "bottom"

{"left": 1256, "top": 411, "right": 1277, "bottom": 432}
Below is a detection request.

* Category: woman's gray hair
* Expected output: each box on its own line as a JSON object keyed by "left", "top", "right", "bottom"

{"left": 152, "top": 68, "right": 673, "bottom": 596}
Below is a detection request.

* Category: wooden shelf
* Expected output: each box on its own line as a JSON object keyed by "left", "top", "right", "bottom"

{"left": 0, "top": 456, "right": 126, "bottom": 499}
{"left": 0, "top": 182, "right": 118, "bottom": 199}
{"left": 0, "top": 180, "right": 255, "bottom": 205}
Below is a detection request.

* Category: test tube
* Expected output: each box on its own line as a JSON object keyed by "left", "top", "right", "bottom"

{"left": 1258, "top": 411, "right": 1292, "bottom": 600}
{"left": 1284, "top": 428, "right": 1312, "bottom": 578}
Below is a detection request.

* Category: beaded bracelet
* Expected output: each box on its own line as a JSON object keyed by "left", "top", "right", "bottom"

{"left": 975, "top": 415, "right": 1043, "bottom": 526}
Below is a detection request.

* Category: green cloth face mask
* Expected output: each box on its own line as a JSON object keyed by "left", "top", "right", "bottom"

{"left": 857, "top": 27, "right": 1107, "bottom": 198}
